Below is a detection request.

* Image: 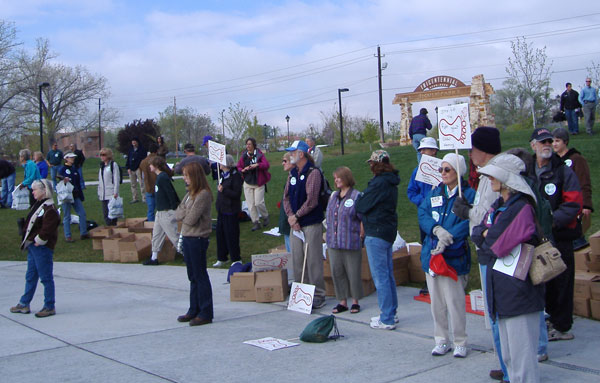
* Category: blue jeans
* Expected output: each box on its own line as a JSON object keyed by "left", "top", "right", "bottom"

{"left": 183, "top": 236, "right": 213, "bottom": 320}
{"left": 565, "top": 109, "right": 579, "bottom": 134}
{"left": 62, "top": 198, "right": 88, "bottom": 239}
{"left": 145, "top": 192, "right": 156, "bottom": 222}
{"left": 1, "top": 171, "right": 16, "bottom": 207}
{"left": 50, "top": 166, "right": 62, "bottom": 189}
{"left": 77, "top": 167, "right": 85, "bottom": 190}
{"left": 538, "top": 311, "right": 548, "bottom": 355}
{"left": 284, "top": 235, "right": 291, "bottom": 252}
{"left": 365, "top": 236, "right": 397, "bottom": 325}
{"left": 481, "top": 264, "right": 509, "bottom": 381}
{"left": 19, "top": 245, "right": 55, "bottom": 310}
{"left": 412, "top": 133, "right": 426, "bottom": 162}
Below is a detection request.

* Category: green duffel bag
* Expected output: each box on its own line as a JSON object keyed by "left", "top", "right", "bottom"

{"left": 299, "top": 315, "right": 342, "bottom": 343}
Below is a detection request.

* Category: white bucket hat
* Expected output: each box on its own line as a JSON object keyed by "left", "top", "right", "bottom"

{"left": 418, "top": 137, "right": 438, "bottom": 151}
{"left": 441, "top": 153, "right": 467, "bottom": 177}
{"left": 478, "top": 153, "right": 537, "bottom": 202}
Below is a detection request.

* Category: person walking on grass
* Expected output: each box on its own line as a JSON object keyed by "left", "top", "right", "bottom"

{"left": 175, "top": 161, "right": 213, "bottom": 326}
{"left": 144, "top": 156, "right": 180, "bottom": 266}
{"left": 10, "top": 179, "right": 60, "bottom": 318}
{"left": 58, "top": 152, "right": 89, "bottom": 242}
{"left": 578, "top": 77, "right": 597, "bottom": 135}
{"left": 46, "top": 142, "right": 63, "bottom": 188}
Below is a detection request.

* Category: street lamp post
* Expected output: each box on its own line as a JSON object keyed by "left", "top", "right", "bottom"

{"left": 38, "top": 82, "right": 50, "bottom": 153}
{"left": 221, "top": 109, "right": 226, "bottom": 139}
{"left": 338, "top": 88, "right": 349, "bottom": 155}
{"left": 285, "top": 115, "right": 290, "bottom": 146}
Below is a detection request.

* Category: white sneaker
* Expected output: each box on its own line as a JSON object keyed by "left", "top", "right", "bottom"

{"left": 431, "top": 343, "right": 451, "bottom": 356}
{"left": 453, "top": 345, "right": 468, "bottom": 358}
{"left": 212, "top": 260, "right": 224, "bottom": 267}
{"left": 370, "top": 319, "right": 396, "bottom": 330}
{"left": 370, "top": 315, "right": 399, "bottom": 324}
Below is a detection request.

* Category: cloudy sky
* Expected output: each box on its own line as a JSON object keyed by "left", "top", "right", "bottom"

{"left": 3, "top": 0, "right": 599, "bottom": 135}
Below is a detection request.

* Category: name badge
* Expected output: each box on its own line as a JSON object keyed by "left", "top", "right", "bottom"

{"left": 565, "top": 159, "right": 573, "bottom": 167}
{"left": 154, "top": 185, "right": 159, "bottom": 192}
{"left": 66, "top": 169, "right": 71, "bottom": 175}
{"left": 432, "top": 211, "right": 440, "bottom": 222}
{"left": 344, "top": 199, "right": 354, "bottom": 208}
{"left": 300, "top": 175, "right": 305, "bottom": 181}
{"left": 486, "top": 214, "right": 492, "bottom": 225}
{"left": 290, "top": 177, "right": 297, "bottom": 185}
{"left": 38, "top": 210, "right": 45, "bottom": 217}
{"left": 545, "top": 183, "right": 557, "bottom": 196}
{"left": 431, "top": 196, "right": 443, "bottom": 207}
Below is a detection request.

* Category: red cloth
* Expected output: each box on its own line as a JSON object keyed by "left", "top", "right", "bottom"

{"left": 429, "top": 253, "right": 458, "bottom": 281}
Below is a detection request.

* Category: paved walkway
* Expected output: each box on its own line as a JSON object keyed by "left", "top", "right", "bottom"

{"left": 1, "top": 261, "right": 599, "bottom": 382}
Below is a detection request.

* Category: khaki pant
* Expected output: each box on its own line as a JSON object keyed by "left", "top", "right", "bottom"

{"left": 130, "top": 168, "right": 145, "bottom": 202}
{"left": 152, "top": 210, "right": 178, "bottom": 253}
{"left": 426, "top": 273, "right": 468, "bottom": 347}
{"left": 328, "top": 248, "right": 363, "bottom": 301}
{"left": 243, "top": 182, "right": 268, "bottom": 223}
{"left": 290, "top": 223, "right": 325, "bottom": 300}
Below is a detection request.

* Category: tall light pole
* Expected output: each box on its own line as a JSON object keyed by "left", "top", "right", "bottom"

{"left": 38, "top": 82, "right": 50, "bottom": 153}
{"left": 338, "top": 88, "right": 349, "bottom": 155}
{"left": 98, "top": 98, "right": 102, "bottom": 151}
{"left": 221, "top": 109, "right": 226, "bottom": 139}
{"left": 285, "top": 115, "right": 290, "bottom": 146}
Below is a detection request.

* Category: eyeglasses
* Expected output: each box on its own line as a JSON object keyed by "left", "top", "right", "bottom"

{"left": 586, "top": 80, "right": 592, "bottom": 83}
{"left": 100, "top": 153, "right": 107, "bottom": 156}
{"left": 282, "top": 159, "right": 288, "bottom": 163}
{"left": 540, "top": 139, "right": 553, "bottom": 144}
{"left": 438, "top": 167, "right": 453, "bottom": 174}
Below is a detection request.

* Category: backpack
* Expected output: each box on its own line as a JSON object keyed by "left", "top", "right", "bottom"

{"left": 308, "top": 167, "right": 332, "bottom": 211}
{"left": 101, "top": 161, "right": 124, "bottom": 185}
{"left": 299, "top": 315, "right": 342, "bottom": 343}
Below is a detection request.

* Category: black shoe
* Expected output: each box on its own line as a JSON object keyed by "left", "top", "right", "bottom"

{"left": 177, "top": 313, "right": 194, "bottom": 322}
{"left": 251, "top": 222, "right": 261, "bottom": 231}
{"left": 80, "top": 234, "right": 90, "bottom": 240}
{"left": 262, "top": 216, "right": 270, "bottom": 227}
{"left": 189, "top": 317, "right": 212, "bottom": 326}
{"left": 143, "top": 259, "right": 159, "bottom": 266}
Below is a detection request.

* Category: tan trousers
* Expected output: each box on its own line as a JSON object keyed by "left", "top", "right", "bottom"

{"left": 425, "top": 273, "right": 468, "bottom": 347}
{"left": 130, "top": 168, "right": 145, "bottom": 202}
{"left": 152, "top": 210, "right": 178, "bottom": 253}
{"left": 243, "top": 182, "right": 268, "bottom": 223}
{"left": 328, "top": 248, "right": 363, "bottom": 301}
{"left": 290, "top": 223, "right": 325, "bottom": 300}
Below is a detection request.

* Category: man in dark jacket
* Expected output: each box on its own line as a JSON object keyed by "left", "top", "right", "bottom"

{"left": 46, "top": 142, "right": 63, "bottom": 188}
{"left": 530, "top": 127, "right": 583, "bottom": 342}
{"left": 69, "top": 143, "right": 86, "bottom": 190}
{"left": 552, "top": 127, "right": 593, "bottom": 250}
{"left": 126, "top": 138, "right": 147, "bottom": 204}
{"left": 0, "top": 158, "right": 16, "bottom": 208}
{"left": 283, "top": 140, "right": 325, "bottom": 310}
{"left": 559, "top": 82, "right": 582, "bottom": 135}
{"left": 214, "top": 154, "right": 242, "bottom": 267}
{"left": 409, "top": 108, "right": 433, "bottom": 162}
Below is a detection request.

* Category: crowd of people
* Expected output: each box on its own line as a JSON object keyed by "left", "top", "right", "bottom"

{"left": 2, "top": 85, "right": 597, "bottom": 381}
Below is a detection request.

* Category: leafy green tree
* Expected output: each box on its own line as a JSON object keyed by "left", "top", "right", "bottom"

{"left": 361, "top": 120, "right": 379, "bottom": 143}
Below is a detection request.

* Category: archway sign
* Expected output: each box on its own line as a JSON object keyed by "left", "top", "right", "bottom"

{"left": 392, "top": 74, "right": 495, "bottom": 146}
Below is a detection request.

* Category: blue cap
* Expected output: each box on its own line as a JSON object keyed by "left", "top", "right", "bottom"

{"left": 285, "top": 140, "right": 309, "bottom": 153}
{"left": 202, "top": 135, "right": 213, "bottom": 146}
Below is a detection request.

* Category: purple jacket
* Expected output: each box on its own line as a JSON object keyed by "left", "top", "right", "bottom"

{"left": 326, "top": 188, "right": 362, "bottom": 251}
{"left": 236, "top": 148, "right": 271, "bottom": 187}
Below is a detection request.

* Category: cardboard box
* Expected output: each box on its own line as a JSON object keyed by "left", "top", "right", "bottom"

{"left": 573, "top": 297, "right": 591, "bottom": 317}
{"left": 591, "top": 280, "right": 600, "bottom": 301}
{"left": 89, "top": 226, "right": 113, "bottom": 250}
{"left": 575, "top": 247, "right": 591, "bottom": 272}
{"left": 587, "top": 261, "right": 600, "bottom": 273}
{"left": 125, "top": 217, "right": 146, "bottom": 228}
{"left": 135, "top": 233, "right": 176, "bottom": 263}
{"left": 230, "top": 272, "right": 256, "bottom": 301}
{"left": 102, "top": 233, "right": 128, "bottom": 262}
{"left": 574, "top": 272, "right": 600, "bottom": 299}
{"left": 590, "top": 230, "right": 600, "bottom": 255}
{"left": 269, "top": 244, "right": 287, "bottom": 254}
{"left": 128, "top": 221, "right": 154, "bottom": 233}
{"left": 394, "top": 267, "right": 410, "bottom": 285}
{"left": 407, "top": 242, "right": 422, "bottom": 270}
{"left": 119, "top": 234, "right": 152, "bottom": 263}
{"left": 112, "top": 227, "right": 131, "bottom": 236}
{"left": 590, "top": 299, "right": 600, "bottom": 320}
{"left": 255, "top": 269, "right": 288, "bottom": 303}
{"left": 362, "top": 279, "right": 376, "bottom": 297}
{"left": 324, "top": 276, "right": 335, "bottom": 296}
{"left": 323, "top": 255, "right": 332, "bottom": 278}
{"left": 409, "top": 266, "right": 426, "bottom": 283}
{"left": 251, "top": 252, "right": 292, "bottom": 273}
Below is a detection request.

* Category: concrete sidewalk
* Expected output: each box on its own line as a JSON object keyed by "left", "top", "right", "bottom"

{"left": 1, "top": 261, "right": 599, "bottom": 382}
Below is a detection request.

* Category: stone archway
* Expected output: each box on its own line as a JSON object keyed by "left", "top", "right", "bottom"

{"left": 392, "top": 74, "right": 495, "bottom": 145}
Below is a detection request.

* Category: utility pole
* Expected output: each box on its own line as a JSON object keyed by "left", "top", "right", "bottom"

{"left": 221, "top": 109, "right": 226, "bottom": 140}
{"left": 174, "top": 97, "right": 177, "bottom": 155}
{"left": 376, "top": 46, "right": 385, "bottom": 143}
{"left": 98, "top": 98, "right": 102, "bottom": 151}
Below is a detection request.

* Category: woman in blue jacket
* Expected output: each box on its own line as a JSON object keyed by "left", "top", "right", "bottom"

{"left": 418, "top": 153, "right": 474, "bottom": 358}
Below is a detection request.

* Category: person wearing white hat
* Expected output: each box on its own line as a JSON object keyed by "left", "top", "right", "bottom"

{"left": 407, "top": 137, "right": 439, "bottom": 242}
{"left": 418, "top": 152, "right": 474, "bottom": 358}
{"left": 58, "top": 152, "right": 89, "bottom": 242}
{"left": 472, "top": 153, "right": 544, "bottom": 383}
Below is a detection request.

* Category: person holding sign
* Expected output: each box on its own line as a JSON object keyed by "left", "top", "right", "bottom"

{"left": 418, "top": 153, "right": 474, "bottom": 358}
{"left": 355, "top": 150, "right": 400, "bottom": 330}
{"left": 214, "top": 155, "right": 243, "bottom": 268}
{"left": 407, "top": 137, "right": 439, "bottom": 242}
{"left": 471, "top": 154, "right": 543, "bottom": 383}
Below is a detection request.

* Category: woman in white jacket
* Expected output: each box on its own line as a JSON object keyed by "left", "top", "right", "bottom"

{"left": 98, "top": 148, "right": 120, "bottom": 226}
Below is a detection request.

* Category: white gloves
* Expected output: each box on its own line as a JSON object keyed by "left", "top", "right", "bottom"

{"left": 431, "top": 226, "right": 454, "bottom": 255}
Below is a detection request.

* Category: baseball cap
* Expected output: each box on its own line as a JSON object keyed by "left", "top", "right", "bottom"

{"left": 64, "top": 152, "right": 77, "bottom": 159}
{"left": 202, "top": 135, "right": 213, "bottom": 146}
{"left": 367, "top": 150, "right": 390, "bottom": 163}
{"left": 530, "top": 128, "right": 553, "bottom": 142}
{"left": 285, "top": 140, "right": 309, "bottom": 153}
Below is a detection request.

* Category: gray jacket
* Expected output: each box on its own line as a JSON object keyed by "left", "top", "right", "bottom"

{"left": 175, "top": 190, "right": 212, "bottom": 238}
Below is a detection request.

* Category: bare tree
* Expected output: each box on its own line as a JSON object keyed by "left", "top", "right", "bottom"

{"left": 505, "top": 37, "right": 553, "bottom": 128}
{"left": 12, "top": 39, "right": 110, "bottom": 144}
{"left": 587, "top": 61, "right": 600, "bottom": 88}
{"left": 0, "top": 21, "right": 26, "bottom": 140}
{"left": 157, "top": 105, "right": 216, "bottom": 151}
{"left": 224, "top": 102, "right": 253, "bottom": 157}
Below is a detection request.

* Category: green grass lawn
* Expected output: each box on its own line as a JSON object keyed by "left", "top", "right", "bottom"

{"left": 2, "top": 127, "right": 600, "bottom": 292}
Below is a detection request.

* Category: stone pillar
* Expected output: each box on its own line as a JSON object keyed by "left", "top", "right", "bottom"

{"left": 469, "top": 74, "right": 495, "bottom": 131}
{"left": 399, "top": 98, "right": 412, "bottom": 146}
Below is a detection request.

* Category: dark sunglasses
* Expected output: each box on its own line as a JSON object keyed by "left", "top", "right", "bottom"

{"left": 438, "top": 167, "right": 453, "bottom": 174}
{"left": 540, "top": 139, "right": 553, "bottom": 144}
{"left": 282, "top": 159, "right": 288, "bottom": 163}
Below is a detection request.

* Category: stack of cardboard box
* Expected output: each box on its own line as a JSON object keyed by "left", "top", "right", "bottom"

{"left": 89, "top": 218, "right": 175, "bottom": 264}
{"left": 407, "top": 243, "right": 425, "bottom": 283}
{"left": 230, "top": 252, "right": 290, "bottom": 303}
{"left": 574, "top": 231, "right": 600, "bottom": 320}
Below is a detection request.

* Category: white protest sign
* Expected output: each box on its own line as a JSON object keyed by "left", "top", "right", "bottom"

{"left": 415, "top": 154, "right": 443, "bottom": 186}
{"left": 437, "top": 103, "right": 472, "bottom": 150}
{"left": 492, "top": 243, "right": 533, "bottom": 281}
{"left": 287, "top": 282, "right": 315, "bottom": 315}
{"left": 251, "top": 252, "right": 291, "bottom": 272}
{"left": 208, "top": 140, "right": 227, "bottom": 165}
{"left": 243, "top": 337, "right": 299, "bottom": 351}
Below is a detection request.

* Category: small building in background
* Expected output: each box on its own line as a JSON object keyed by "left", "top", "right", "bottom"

{"left": 56, "top": 131, "right": 103, "bottom": 157}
